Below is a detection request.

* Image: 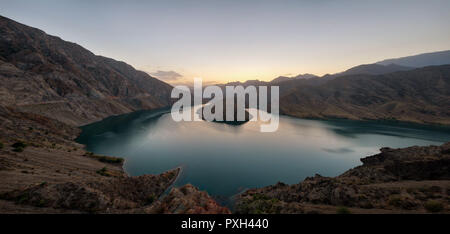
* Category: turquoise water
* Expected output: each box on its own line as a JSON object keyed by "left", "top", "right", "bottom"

{"left": 77, "top": 106, "right": 450, "bottom": 201}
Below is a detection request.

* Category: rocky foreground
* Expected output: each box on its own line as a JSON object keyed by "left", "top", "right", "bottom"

{"left": 235, "top": 142, "right": 450, "bottom": 214}
{"left": 1, "top": 14, "right": 449, "bottom": 214}
{"left": 1, "top": 101, "right": 449, "bottom": 214}
{"left": 0, "top": 15, "right": 229, "bottom": 214}
{"left": 0, "top": 106, "right": 229, "bottom": 214}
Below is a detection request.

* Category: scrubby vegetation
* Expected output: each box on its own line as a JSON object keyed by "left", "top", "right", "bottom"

{"left": 336, "top": 207, "right": 351, "bottom": 214}
{"left": 146, "top": 193, "right": 157, "bottom": 205}
{"left": 236, "top": 193, "right": 281, "bottom": 214}
{"left": 424, "top": 200, "right": 444, "bottom": 213}
{"left": 11, "top": 141, "right": 27, "bottom": 152}
{"left": 96, "top": 167, "right": 110, "bottom": 177}
{"left": 13, "top": 147, "right": 24, "bottom": 152}
{"left": 388, "top": 195, "right": 403, "bottom": 207}
{"left": 84, "top": 152, "right": 124, "bottom": 164}
{"left": 12, "top": 141, "right": 27, "bottom": 148}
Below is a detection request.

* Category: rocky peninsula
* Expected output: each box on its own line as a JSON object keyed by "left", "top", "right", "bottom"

{"left": 235, "top": 142, "right": 450, "bottom": 214}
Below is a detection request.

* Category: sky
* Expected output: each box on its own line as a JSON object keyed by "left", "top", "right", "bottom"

{"left": 1, "top": 0, "right": 449, "bottom": 85}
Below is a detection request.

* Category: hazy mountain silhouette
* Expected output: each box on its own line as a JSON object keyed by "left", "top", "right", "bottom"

{"left": 271, "top": 74, "right": 317, "bottom": 83}
{"left": 377, "top": 50, "right": 450, "bottom": 67}
{"left": 332, "top": 63, "right": 414, "bottom": 77}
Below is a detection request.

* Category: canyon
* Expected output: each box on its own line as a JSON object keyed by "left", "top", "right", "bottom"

{"left": 0, "top": 15, "right": 449, "bottom": 214}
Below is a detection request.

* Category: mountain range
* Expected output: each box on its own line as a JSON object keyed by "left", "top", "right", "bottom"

{"left": 271, "top": 73, "right": 317, "bottom": 83}
{"left": 377, "top": 50, "right": 450, "bottom": 67}
{"left": 280, "top": 65, "right": 450, "bottom": 124}
{"left": 0, "top": 15, "right": 173, "bottom": 126}
{"left": 329, "top": 63, "right": 413, "bottom": 77}
{"left": 220, "top": 50, "right": 450, "bottom": 88}
{"left": 0, "top": 14, "right": 449, "bottom": 214}
{"left": 216, "top": 51, "right": 450, "bottom": 124}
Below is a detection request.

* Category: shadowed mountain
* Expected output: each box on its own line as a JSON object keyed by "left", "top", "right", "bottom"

{"left": 216, "top": 63, "right": 415, "bottom": 97}
{"left": 332, "top": 63, "right": 414, "bottom": 77}
{"left": 377, "top": 50, "right": 450, "bottom": 67}
{"left": 280, "top": 65, "right": 450, "bottom": 125}
{"left": 0, "top": 15, "right": 173, "bottom": 126}
{"left": 271, "top": 73, "right": 317, "bottom": 83}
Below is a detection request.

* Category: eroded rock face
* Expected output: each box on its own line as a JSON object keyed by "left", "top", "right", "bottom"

{"left": 0, "top": 96, "right": 230, "bottom": 214}
{"left": 0, "top": 169, "right": 180, "bottom": 213}
{"left": 346, "top": 143, "right": 450, "bottom": 181}
{"left": 0, "top": 105, "right": 80, "bottom": 147}
{"left": 0, "top": 15, "right": 173, "bottom": 126}
{"left": 149, "top": 184, "right": 231, "bottom": 214}
{"left": 236, "top": 143, "right": 450, "bottom": 214}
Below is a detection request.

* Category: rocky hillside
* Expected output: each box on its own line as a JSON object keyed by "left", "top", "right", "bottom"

{"left": 214, "top": 65, "right": 450, "bottom": 125}
{"left": 0, "top": 15, "right": 230, "bottom": 214}
{"left": 235, "top": 142, "right": 450, "bottom": 214}
{"left": 0, "top": 104, "right": 229, "bottom": 214}
{"left": 0, "top": 15, "right": 173, "bottom": 126}
{"left": 280, "top": 65, "right": 450, "bottom": 125}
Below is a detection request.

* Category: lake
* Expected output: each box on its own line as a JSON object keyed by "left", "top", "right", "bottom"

{"left": 77, "top": 106, "right": 450, "bottom": 203}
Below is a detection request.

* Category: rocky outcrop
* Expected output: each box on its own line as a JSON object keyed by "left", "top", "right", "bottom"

{"left": 343, "top": 144, "right": 450, "bottom": 182}
{"left": 0, "top": 107, "right": 181, "bottom": 213}
{"left": 0, "top": 169, "right": 179, "bottom": 213}
{"left": 0, "top": 15, "right": 231, "bottom": 214}
{"left": 235, "top": 143, "right": 450, "bottom": 214}
{"left": 0, "top": 15, "right": 173, "bottom": 126}
{"left": 0, "top": 98, "right": 228, "bottom": 214}
{"left": 149, "top": 184, "right": 231, "bottom": 214}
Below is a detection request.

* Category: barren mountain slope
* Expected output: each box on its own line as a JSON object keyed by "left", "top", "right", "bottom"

{"left": 0, "top": 15, "right": 173, "bottom": 126}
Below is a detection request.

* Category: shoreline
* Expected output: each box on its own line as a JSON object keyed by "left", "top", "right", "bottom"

{"left": 74, "top": 107, "right": 450, "bottom": 202}
{"left": 234, "top": 142, "right": 450, "bottom": 214}
{"left": 159, "top": 165, "right": 185, "bottom": 200}
{"left": 280, "top": 112, "right": 450, "bottom": 128}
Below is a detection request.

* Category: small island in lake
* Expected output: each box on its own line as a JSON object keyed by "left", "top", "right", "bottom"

{"left": 196, "top": 99, "right": 253, "bottom": 125}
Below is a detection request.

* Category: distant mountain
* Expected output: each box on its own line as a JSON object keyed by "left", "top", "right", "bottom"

{"left": 219, "top": 74, "right": 317, "bottom": 87}
{"left": 216, "top": 74, "right": 320, "bottom": 97}
{"left": 333, "top": 63, "right": 414, "bottom": 77}
{"left": 223, "top": 79, "right": 269, "bottom": 87}
{"left": 0, "top": 15, "right": 173, "bottom": 126}
{"left": 377, "top": 50, "right": 450, "bottom": 67}
{"left": 271, "top": 74, "right": 317, "bottom": 83}
{"left": 218, "top": 63, "right": 415, "bottom": 94}
{"left": 212, "top": 53, "right": 450, "bottom": 126}
{"left": 280, "top": 65, "right": 450, "bottom": 125}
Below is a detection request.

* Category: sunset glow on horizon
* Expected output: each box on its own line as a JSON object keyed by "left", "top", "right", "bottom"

{"left": 1, "top": 0, "right": 449, "bottom": 85}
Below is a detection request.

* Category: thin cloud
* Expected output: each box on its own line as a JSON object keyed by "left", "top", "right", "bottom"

{"left": 170, "top": 80, "right": 220, "bottom": 88}
{"left": 150, "top": 70, "right": 183, "bottom": 81}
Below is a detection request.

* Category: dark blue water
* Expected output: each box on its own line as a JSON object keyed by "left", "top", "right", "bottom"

{"left": 77, "top": 106, "right": 450, "bottom": 200}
